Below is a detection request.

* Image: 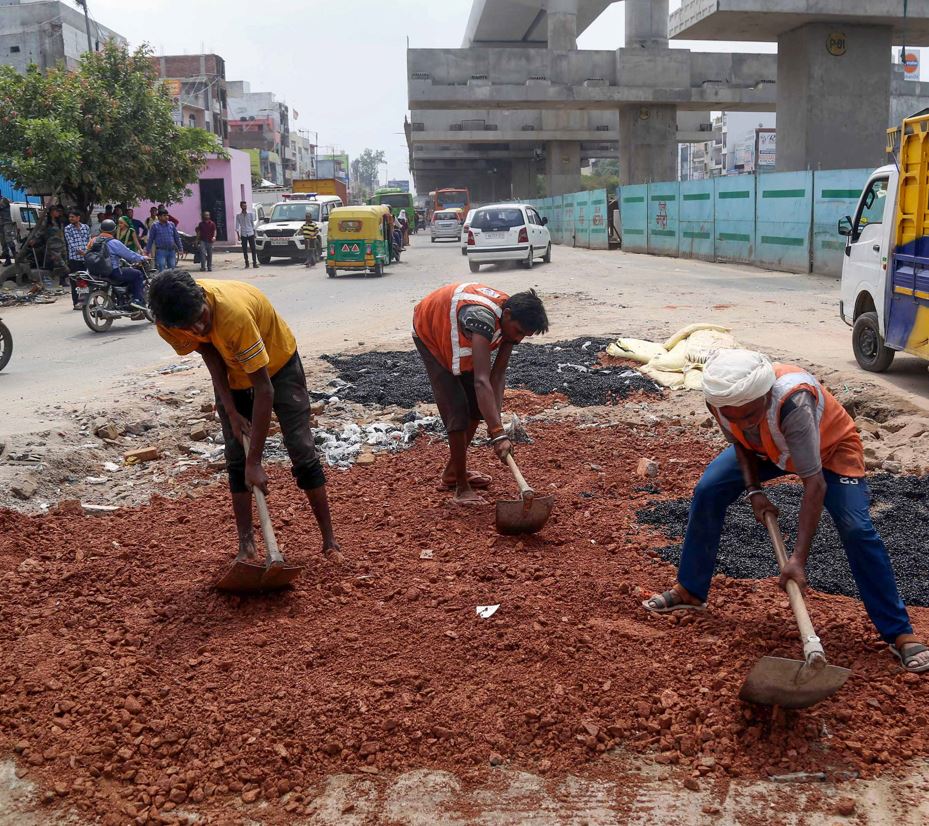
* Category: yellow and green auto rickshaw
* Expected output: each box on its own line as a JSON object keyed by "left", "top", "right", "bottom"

{"left": 325, "top": 205, "right": 392, "bottom": 278}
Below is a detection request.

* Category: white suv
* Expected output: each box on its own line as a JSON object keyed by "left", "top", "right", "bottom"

{"left": 465, "top": 203, "right": 551, "bottom": 272}
{"left": 254, "top": 196, "right": 342, "bottom": 263}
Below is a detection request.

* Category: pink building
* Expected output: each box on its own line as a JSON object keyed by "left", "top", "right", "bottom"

{"left": 136, "top": 149, "right": 253, "bottom": 246}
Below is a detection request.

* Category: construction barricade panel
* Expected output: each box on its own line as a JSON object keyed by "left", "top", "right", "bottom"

{"left": 679, "top": 179, "right": 715, "bottom": 261}
{"left": 714, "top": 176, "right": 756, "bottom": 265}
{"left": 588, "top": 188, "right": 609, "bottom": 250}
{"left": 620, "top": 184, "right": 647, "bottom": 252}
{"left": 755, "top": 171, "right": 813, "bottom": 273}
{"left": 812, "top": 168, "right": 872, "bottom": 277}
{"left": 647, "top": 183, "right": 680, "bottom": 257}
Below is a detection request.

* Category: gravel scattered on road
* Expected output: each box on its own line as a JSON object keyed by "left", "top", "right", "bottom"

{"left": 321, "top": 337, "right": 662, "bottom": 409}
{"left": 638, "top": 473, "right": 929, "bottom": 606}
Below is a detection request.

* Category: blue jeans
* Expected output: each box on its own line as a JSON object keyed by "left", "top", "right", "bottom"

{"left": 108, "top": 267, "right": 145, "bottom": 304}
{"left": 154, "top": 248, "right": 177, "bottom": 271}
{"left": 677, "top": 446, "right": 912, "bottom": 643}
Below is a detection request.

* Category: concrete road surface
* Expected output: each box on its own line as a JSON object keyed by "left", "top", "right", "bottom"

{"left": 1, "top": 234, "right": 926, "bottom": 442}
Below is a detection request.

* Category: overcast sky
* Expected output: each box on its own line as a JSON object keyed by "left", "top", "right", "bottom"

{"left": 82, "top": 0, "right": 919, "bottom": 186}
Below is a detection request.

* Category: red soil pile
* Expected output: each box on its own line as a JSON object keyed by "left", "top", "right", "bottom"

{"left": 1, "top": 421, "right": 927, "bottom": 823}
{"left": 502, "top": 388, "right": 568, "bottom": 416}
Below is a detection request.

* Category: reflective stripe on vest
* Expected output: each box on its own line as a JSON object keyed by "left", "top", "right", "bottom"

{"left": 764, "top": 371, "right": 825, "bottom": 469}
{"left": 449, "top": 282, "right": 504, "bottom": 375}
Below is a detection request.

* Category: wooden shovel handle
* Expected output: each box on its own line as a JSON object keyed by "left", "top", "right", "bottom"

{"left": 763, "top": 511, "right": 824, "bottom": 663}
{"left": 505, "top": 453, "right": 535, "bottom": 499}
{"left": 241, "top": 434, "right": 283, "bottom": 564}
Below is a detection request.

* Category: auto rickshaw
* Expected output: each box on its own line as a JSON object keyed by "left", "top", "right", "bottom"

{"left": 326, "top": 205, "right": 392, "bottom": 278}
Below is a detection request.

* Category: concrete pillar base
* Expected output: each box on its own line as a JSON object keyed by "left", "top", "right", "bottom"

{"left": 618, "top": 104, "right": 677, "bottom": 185}
{"left": 545, "top": 141, "right": 581, "bottom": 196}
{"left": 777, "top": 23, "right": 891, "bottom": 171}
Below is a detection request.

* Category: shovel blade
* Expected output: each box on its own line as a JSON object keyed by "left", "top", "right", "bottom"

{"left": 495, "top": 495, "right": 554, "bottom": 535}
{"left": 214, "top": 560, "right": 303, "bottom": 593}
{"left": 739, "top": 656, "right": 851, "bottom": 709}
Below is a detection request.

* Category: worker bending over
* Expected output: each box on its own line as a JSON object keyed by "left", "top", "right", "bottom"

{"left": 413, "top": 282, "right": 549, "bottom": 505}
{"left": 643, "top": 349, "right": 928, "bottom": 674}
{"left": 148, "top": 270, "right": 344, "bottom": 566}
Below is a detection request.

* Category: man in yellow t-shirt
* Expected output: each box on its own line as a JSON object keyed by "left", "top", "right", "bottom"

{"left": 148, "top": 270, "right": 343, "bottom": 566}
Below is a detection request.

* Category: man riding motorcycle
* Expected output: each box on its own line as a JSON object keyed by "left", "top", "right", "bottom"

{"left": 87, "top": 219, "right": 149, "bottom": 309}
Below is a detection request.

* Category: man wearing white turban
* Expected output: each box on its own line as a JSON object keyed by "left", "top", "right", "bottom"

{"left": 643, "top": 349, "right": 928, "bottom": 673}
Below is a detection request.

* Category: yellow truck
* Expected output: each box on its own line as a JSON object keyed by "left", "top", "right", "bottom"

{"left": 292, "top": 178, "right": 348, "bottom": 204}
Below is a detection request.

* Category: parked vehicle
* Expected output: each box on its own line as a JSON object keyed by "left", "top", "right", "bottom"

{"left": 430, "top": 208, "right": 463, "bottom": 243}
{"left": 840, "top": 110, "right": 929, "bottom": 372}
{"left": 466, "top": 203, "right": 551, "bottom": 273}
{"left": 254, "top": 196, "right": 342, "bottom": 264}
{"left": 0, "top": 316, "right": 11, "bottom": 372}
{"left": 460, "top": 208, "right": 477, "bottom": 256}
{"left": 326, "top": 206, "right": 393, "bottom": 278}
{"left": 9, "top": 201, "right": 40, "bottom": 243}
{"left": 72, "top": 263, "right": 154, "bottom": 333}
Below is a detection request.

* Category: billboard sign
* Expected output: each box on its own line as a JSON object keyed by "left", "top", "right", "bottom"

{"left": 903, "top": 49, "right": 921, "bottom": 81}
{"left": 756, "top": 129, "right": 776, "bottom": 169}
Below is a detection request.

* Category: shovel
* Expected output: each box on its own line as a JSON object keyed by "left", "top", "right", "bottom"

{"left": 495, "top": 453, "right": 554, "bottom": 535}
{"left": 214, "top": 435, "right": 304, "bottom": 593}
{"left": 739, "top": 512, "right": 850, "bottom": 709}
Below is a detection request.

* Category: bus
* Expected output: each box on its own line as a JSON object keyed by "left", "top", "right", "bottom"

{"left": 367, "top": 187, "right": 415, "bottom": 224}
{"left": 435, "top": 188, "right": 470, "bottom": 216}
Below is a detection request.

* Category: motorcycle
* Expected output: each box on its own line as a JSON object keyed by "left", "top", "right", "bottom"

{"left": 0, "top": 316, "right": 11, "bottom": 372}
{"left": 72, "top": 261, "right": 154, "bottom": 333}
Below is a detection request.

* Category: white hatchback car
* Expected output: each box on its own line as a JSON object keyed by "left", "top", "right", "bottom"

{"left": 465, "top": 203, "right": 551, "bottom": 272}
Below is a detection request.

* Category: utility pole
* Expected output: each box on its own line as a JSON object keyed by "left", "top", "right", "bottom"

{"left": 74, "top": 0, "right": 93, "bottom": 54}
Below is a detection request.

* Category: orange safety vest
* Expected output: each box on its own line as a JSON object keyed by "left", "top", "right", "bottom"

{"left": 714, "top": 364, "right": 865, "bottom": 478}
{"left": 413, "top": 282, "right": 509, "bottom": 375}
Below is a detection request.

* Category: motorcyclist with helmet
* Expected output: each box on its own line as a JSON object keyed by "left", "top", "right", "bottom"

{"left": 87, "top": 218, "right": 149, "bottom": 309}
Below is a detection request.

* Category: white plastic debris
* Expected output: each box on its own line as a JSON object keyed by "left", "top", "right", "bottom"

{"left": 419, "top": 549, "right": 434, "bottom": 560}
{"left": 476, "top": 605, "right": 500, "bottom": 619}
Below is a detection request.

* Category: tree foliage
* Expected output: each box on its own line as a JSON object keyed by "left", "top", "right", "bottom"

{"left": 0, "top": 41, "right": 224, "bottom": 217}
{"left": 350, "top": 148, "right": 386, "bottom": 200}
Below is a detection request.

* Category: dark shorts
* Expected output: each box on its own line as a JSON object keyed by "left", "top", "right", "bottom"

{"left": 215, "top": 350, "right": 326, "bottom": 493}
{"left": 413, "top": 336, "right": 481, "bottom": 433}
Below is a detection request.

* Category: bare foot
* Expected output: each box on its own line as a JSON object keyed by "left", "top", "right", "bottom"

{"left": 324, "top": 543, "right": 347, "bottom": 566}
{"left": 452, "top": 487, "right": 487, "bottom": 506}
{"left": 236, "top": 533, "right": 257, "bottom": 562}
{"left": 438, "top": 470, "right": 492, "bottom": 490}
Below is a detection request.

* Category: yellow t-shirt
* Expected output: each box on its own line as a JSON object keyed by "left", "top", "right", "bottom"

{"left": 157, "top": 279, "right": 297, "bottom": 389}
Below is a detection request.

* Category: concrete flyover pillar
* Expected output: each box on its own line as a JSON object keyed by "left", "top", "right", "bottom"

{"left": 618, "top": 104, "right": 677, "bottom": 185}
{"left": 777, "top": 23, "right": 892, "bottom": 171}
{"left": 547, "top": 0, "right": 578, "bottom": 50}
{"left": 625, "top": 0, "right": 669, "bottom": 48}
{"left": 510, "top": 159, "right": 535, "bottom": 200}
{"left": 545, "top": 141, "right": 581, "bottom": 196}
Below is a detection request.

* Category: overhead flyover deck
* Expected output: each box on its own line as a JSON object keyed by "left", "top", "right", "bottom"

{"left": 670, "top": 0, "right": 929, "bottom": 43}
{"left": 463, "top": 0, "right": 618, "bottom": 47}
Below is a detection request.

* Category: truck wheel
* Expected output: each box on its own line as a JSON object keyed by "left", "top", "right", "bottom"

{"left": 469, "top": 260, "right": 481, "bottom": 273}
{"left": 853, "top": 311, "right": 895, "bottom": 372}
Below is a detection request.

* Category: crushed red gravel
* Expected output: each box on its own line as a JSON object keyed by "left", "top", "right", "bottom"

{"left": 502, "top": 388, "right": 568, "bottom": 416}
{"left": 1, "top": 421, "right": 928, "bottom": 823}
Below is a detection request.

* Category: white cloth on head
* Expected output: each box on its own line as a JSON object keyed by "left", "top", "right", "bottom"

{"left": 702, "top": 349, "right": 775, "bottom": 408}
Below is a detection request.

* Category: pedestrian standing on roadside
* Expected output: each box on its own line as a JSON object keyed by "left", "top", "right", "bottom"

{"left": 90, "top": 211, "right": 104, "bottom": 237}
{"left": 116, "top": 215, "right": 143, "bottom": 253}
{"left": 235, "top": 201, "right": 259, "bottom": 269}
{"left": 146, "top": 206, "right": 158, "bottom": 233}
{"left": 63, "top": 208, "right": 90, "bottom": 309}
{"left": 300, "top": 211, "right": 320, "bottom": 267}
{"left": 196, "top": 210, "right": 216, "bottom": 273}
{"left": 0, "top": 197, "right": 15, "bottom": 266}
{"left": 127, "top": 207, "right": 146, "bottom": 242}
{"left": 146, "top": 207, "right": 184, "bottom": 271}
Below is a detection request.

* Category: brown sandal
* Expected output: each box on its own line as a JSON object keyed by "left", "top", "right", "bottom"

{"left": 642, "top": 589, "right": 707, "bottom": 614}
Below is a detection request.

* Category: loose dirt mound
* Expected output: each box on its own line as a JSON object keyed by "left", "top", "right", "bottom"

{"left": 640, "top": 472, "right": 929, "bottom": 606}
{"left": 1, "top": 422, "right": 927, "bottom": 823}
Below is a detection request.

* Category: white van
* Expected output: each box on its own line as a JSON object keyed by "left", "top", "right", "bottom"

{"left": 254, "top": 195, "right": 342, "bottom": 263}
{"left": 9, "top": 202, "right": 40, "bottom": 242}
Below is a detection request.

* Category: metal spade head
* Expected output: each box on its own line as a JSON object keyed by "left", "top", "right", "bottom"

{"left": 495, "top": 493, "right": 554, "bottom": 535}
{"left": 739, "top": 656, "right": 851, "bottom": 709}
{"left": 214, "top": 560, "right": 303, "bottom": 593}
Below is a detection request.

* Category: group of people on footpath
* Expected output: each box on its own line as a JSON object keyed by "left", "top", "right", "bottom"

{"left": 142, "top": 271, "right": 929, "bottom": 677}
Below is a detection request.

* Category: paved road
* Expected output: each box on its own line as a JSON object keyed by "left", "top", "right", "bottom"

{"left": 1, "top": 234, "right": 927, "bottom": 439}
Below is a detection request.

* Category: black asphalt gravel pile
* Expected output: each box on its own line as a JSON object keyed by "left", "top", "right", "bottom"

{"left": 638, "top": 473, "right": 929, "bottom": 606}
{"left": 320, "top": 337, "right": 662, "bottom": 408}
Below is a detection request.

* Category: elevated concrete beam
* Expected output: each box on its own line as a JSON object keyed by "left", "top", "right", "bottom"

{"left": 463, "top": 0, "right": 619, "bottom": 48}
{"left": 671, "top": 0, "right": 929, "bottom": 43}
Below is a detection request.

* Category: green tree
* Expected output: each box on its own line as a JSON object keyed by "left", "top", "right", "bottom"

{"left": 350, "top": 148, "right": 386, "bottom": 198}
{"left": 0, "top": 41, "right": 223, "bottom": 219}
